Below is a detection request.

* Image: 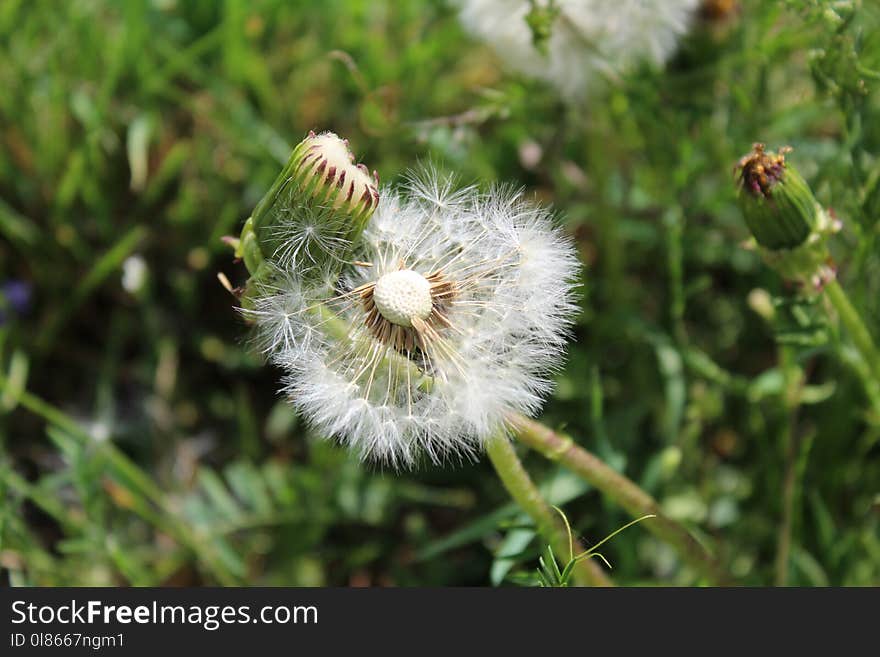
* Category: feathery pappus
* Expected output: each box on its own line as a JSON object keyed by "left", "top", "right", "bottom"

{"left": 247, "top": 171, "right": 580, "bottom": 467}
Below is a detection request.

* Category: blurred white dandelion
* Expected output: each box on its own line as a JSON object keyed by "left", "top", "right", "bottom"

{"left": 456, "top": 0, "right": 700, "bottom": 101}
{"left": 247, "top": 171, "right": 580, "bottom": 467}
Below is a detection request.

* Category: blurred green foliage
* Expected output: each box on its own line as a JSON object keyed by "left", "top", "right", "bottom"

{"left": 1, "top": 0, "right": 878, "bottom": 586}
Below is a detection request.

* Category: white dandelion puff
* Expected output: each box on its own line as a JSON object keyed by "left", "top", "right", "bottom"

{"left": 248, "top": 171, "right": 580, "bottom": 468}
{"left": 456, "top": 0, "right": 700, "bottom": 101}
{"left": 268, "top": 204, "right": 354, "bottom": 268}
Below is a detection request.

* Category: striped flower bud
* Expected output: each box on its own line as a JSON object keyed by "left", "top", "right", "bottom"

{"left": 291, "top": 131, "right": 379, "bottom": 219}
{"left": 245, "top": 131, "right": 379, "bottom": 280}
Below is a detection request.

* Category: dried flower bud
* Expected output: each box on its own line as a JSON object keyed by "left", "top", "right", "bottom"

{"left": 735, "top": 144, "right": 818, "bottom": 250}
{"left": 734, "top": 144, "right": 838, "bottom": 291}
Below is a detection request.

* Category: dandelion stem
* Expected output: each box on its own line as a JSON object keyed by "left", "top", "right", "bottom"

{"left": 484, "top": 435, "right": 613, "bottom": 587}
{"left": 824, "top": 279, "right": 880, "bottom": 384}
{"left": 509, "top": 413, "right": 733, "bottom": 585}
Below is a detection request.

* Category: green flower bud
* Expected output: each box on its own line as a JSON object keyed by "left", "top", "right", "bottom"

{"left": 245, "top": 130, "right": 379, "bottom": 276}
{"left": 735, "top": 144, "right": 838, "bottom": 291}
{"left": 735, "top": 144, "right": 817, "bottom": 250}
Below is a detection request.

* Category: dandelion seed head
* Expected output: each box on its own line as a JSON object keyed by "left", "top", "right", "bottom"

{"left": 250, "top": 170, "right": 580, "bottom": 468}
{"left": 372, "top": 269, "right": 435, "bottom": 327}
{"left": 457, "top": 0, "right": 700, "bottom": 101}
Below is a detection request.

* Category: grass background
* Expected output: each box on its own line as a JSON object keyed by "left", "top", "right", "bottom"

{"left": 1, "top": 0, "right": 878, "bottom": 586}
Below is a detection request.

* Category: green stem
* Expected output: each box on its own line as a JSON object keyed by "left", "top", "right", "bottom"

{"left": 824, "top": 279, "right": 880, "bottom": 382}
{"left": 774, "top": 347, "right": 800, "bottom": 587}
{"left": 484, "top": 436, "right": 613, "bottom": 587}
{"left": 509, "top": 413, "right": 733, "bottom": 585}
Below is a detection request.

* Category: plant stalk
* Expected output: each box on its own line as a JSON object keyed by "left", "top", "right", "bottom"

{"left": 484, "top": 435, "right": 613, "bottom": 587}
{"left": 824, "top": 279, "right": 880, "bottom": 382}
{"left": 509, "top": 413, "right": 733, "bottom": 585}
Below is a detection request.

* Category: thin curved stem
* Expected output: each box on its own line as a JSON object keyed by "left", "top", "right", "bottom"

{"left": 509, "top": 413, "right": 733, "bottom": 585}
{"left": 484, "top": 435, "right": 613, "bottom": 587}
{"left": 824, "top": 279, "right": 880, "bottom": 383}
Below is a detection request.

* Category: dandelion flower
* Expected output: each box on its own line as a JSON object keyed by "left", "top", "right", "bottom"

{"left": 248, "top": 172, "right": 580, "bottom": 467}
{"left": 457, "top": 0, "right": 700, "bottom": 101}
